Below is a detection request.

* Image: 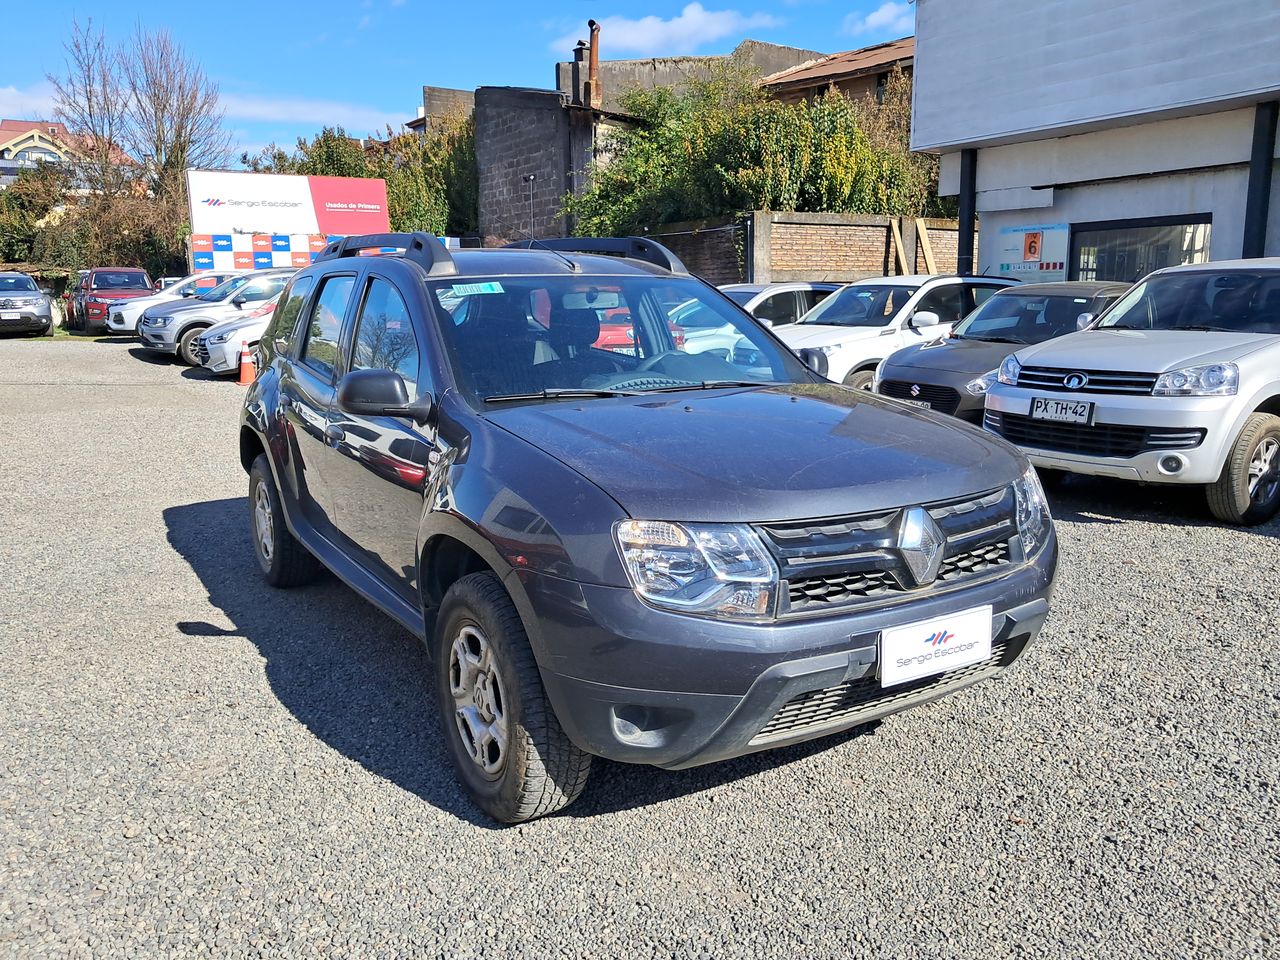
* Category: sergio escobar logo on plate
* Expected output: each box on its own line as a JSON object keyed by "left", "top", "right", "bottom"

{"left": 880, "top": 605, "right": 992, "bottom": 687}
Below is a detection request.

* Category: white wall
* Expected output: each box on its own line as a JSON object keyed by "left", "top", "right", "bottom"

{"left": 913, "top": 0, "right": 1280, "bottom": 152}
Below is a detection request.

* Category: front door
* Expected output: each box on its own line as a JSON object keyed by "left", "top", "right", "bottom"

{"left": 326, "top": 274, "right": 433, "bottom": 603}
{"left": 278, "top": 272, "right": 357, "bottom": 538}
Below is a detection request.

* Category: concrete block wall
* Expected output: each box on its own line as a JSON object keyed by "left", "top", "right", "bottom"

{"left": 475, "top": 88, "right": 571, "bottom": 244}
{"left": 647, "top": 218, "right": 745, "bottom": 285}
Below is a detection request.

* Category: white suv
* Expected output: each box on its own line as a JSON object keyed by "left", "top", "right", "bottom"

{"left": 776, "top": 275, "right": 1015, "bottom": 389}
{"left": 105, "top": 271, "right": 240, "bottom": 333}
{"left": 985, "top": 259, "right": 1280, "bottom": 525}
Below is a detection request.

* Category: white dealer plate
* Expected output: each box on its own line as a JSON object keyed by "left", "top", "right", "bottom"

{"left": 900, "top": 398, "right": 931, "bottom": 409}
{"left": 880, "top": 604, "right": 992, "bottom": 687}
{"left": 1031, "top": 396, "right": 1093, "bottom": 424}
{"left": 1, "top": 312, "right": 20, "bottom": 320}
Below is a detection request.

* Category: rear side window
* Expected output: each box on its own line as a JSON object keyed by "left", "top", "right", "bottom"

{"left": 299, "top": 275, "right": 356, "bottom": 382}
{"left": 264, "top": 275, "right": 316, "bottom": 352}
{"left": 351, "top": 278, "right": 420, "bottom": 397}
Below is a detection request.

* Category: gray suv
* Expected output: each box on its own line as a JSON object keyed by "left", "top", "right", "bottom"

{"left": 240, "top": 233, "right": 1059, "bottom": 822}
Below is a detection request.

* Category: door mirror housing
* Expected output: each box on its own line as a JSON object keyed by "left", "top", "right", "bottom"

{"left": 231, "top": 294, "right": 247, "bottom": 308}
{"left": 757, "top": 316, "right": 774, "bottom": 329}
{"left": 1076, "top": 312, "right": 1096, "bottom": 330}
{"left": 180, "top": 288, "right": 195, "bottom": 298}
{"left": 337, "top": 368, "right": 434, "bottom": 425}
{"left": 911, "top": 310, "right": 941, "bottom": 329}
{"left": 797, "top": 348, "right": 829, "bottom": 378}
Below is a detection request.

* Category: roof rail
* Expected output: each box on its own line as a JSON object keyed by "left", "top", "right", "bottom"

{"left": 313, "top": 232, "right": 458, "bottom": 277}
{"left": 503, "top": 236, "right": 688, "bottom": 274}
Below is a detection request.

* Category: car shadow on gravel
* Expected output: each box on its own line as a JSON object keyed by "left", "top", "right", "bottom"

{"left": 164, "top": 497, "right": 880, "bottom": 826}
{"left": 127, "top": 347, "right": 180, "bottom": 365}
{"left": 1046, "top": 474, "right": 1215, "bottom": 526}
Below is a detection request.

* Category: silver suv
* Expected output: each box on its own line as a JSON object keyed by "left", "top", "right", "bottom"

{"left": 985, "top": 259, "right": 1280, "bottom": 525}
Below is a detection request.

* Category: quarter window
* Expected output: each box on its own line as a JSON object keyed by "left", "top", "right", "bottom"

{"left": 352, "top": 278, "right": 420, "bottom": 396}
{"left": 299, "top": 275, "right": 356, "bottom": 381}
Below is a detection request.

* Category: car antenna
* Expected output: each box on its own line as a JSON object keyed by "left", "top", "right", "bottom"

{"left": 489, "top": 212, "right": 580, "bottom": 273}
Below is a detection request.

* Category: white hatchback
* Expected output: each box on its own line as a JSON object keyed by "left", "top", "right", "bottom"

{"left": 776, "top": 275, "right": 1016, "bottom": 389}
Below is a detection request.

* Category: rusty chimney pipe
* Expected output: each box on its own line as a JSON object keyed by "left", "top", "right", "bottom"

{"left": 587, "top": 19, "right": 602, "bottom": 109}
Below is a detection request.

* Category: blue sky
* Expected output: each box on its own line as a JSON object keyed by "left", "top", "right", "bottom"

{"left": 0, "top": 2, "right": 915, "bottom": 159}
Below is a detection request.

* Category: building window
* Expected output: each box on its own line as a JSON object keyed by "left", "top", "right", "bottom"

{"left": 1070, "top": 215, "right": 1211, "bottom": 284}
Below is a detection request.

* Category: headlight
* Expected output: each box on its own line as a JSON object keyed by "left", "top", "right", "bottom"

{"left": 966, "top": 369, "right": 999, "bottom": 396}
{"left": 87, "top": 296, "right": 110, "bottom": 305}
{"left": 870, "top": 358, "right": 887, "bottom": 391}
{"left": 816, "top": 344, "right": 841, "bottom": 357}
{"left": 208, "top": 330, "right": 232, "bottom": 344}
{"left": 147, "top": 317, "right": 173, "bottom": 328}
{"left": 1013, "top": 466, "right": 1051, "bottom": 557}
{"left": 997, "top": 354, "right": 1021, "bottom": 385}
{"left": 1152, "top": 362, "right": 1238, "bottom": 397}
{"left": 615, "top": 519, "right": 778, "bottom": 620}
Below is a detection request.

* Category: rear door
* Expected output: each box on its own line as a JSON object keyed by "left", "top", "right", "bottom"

{"left": 277, "top": 271, "right": 359, "bottom": 538}
{"left": 325, "top": 268, "right": 433, "bottom": 602}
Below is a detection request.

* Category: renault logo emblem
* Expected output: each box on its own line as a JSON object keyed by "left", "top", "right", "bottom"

{"left": 1062, "top": 372, "right": 1089, "bottom": 390}
{"left": 897, "top": 507, "right": 945, "bottom": 586}
{"left": 910, "top": 384, "right": 921, "bottom": 397}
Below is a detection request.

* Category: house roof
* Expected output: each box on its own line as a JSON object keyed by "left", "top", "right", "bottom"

{"left": 762, "top": 36, "right": 914, "bottom": 92}
{"left": 1, "top": 119, "right": 71, "bottom": 138}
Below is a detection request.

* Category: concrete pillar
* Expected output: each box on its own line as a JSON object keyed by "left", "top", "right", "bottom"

{"left": 957, "top": 149, "right": 977, "bottom": 276}
{"left": 1243, "top": 100, "right": 1278, "bottom": 259}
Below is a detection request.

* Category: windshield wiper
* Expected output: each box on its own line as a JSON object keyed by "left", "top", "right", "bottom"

{"left": 484, "top": 388, "right": 643, "bottom": 403}
{"left": 1170, "top": 324, "right": 1227, "bottom": 332}
{"left": 1102, "top": 323, "right": 1148, "bottom": 330}
{"left": 965, "top": 335, "right": 1026, "bottom": 344}
{"left": 641, "top": 380, "right": 778, "bottom": 393}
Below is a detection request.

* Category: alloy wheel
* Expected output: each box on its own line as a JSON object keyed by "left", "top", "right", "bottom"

{"left": 1248, "top": 436, "right": 1280, "bottom": 504}
{"left": 254, "top": 483, "right": 275, "bottom": 562}
{"left": 449, "top": 624, "right": 510, "bottom": 778}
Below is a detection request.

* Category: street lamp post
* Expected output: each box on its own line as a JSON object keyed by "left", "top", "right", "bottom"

{"left": 522, "top": 173, "right": 536, "bottom": 239}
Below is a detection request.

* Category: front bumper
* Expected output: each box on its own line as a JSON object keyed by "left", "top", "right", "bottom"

{"left": 106, "top": 307, "right": 141, "bottom": 332}
{"left": 0, "top": 309, "right": 52, "bottom": 333}
{"left": 516, "top": 535, "right": 1056, "bottom": 769}
{"left": 985, "top": 386, "right": 1234, "bottom": 484}
{"left": 137, "top": 324, "right": 179, "bottom": 352}
{"left": 200, "top": 337, "right": 240, "bottom": 373}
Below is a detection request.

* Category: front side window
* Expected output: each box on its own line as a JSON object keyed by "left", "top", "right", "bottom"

{"left": 914, "top": 284, "right": 967, "bottom": 324}
{"left": 352, "top": 278, "right": 420, "bottom": 396}
{"left": 238, "top": 276, "right": 288, "bottom": 303}
{"left": 263, "top": 274, "right": 315, "bottom": 355}
{"left": 754, "top": 291, "right": 799, "bottom": 325}
{"left": 430, "top": 275, "right": 811, "bottom": 403}
{"left": 198, "top": 275, "right": 252, "bottom": 301}
{"left": 796, "top": 283, "right": 919, "bottom": 327}
{"left": 299, "top": 275, "right": 356, "bottom": 381}
{"left": 955, "top": 293, "right": 1096, "bottom": 344}
{"left": 1097, "top": 272, "right": 1280, "bottom": 334}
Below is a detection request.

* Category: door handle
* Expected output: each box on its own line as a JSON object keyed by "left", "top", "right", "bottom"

{"left": 325, "top": 424, "right": 345, "bottom": 443}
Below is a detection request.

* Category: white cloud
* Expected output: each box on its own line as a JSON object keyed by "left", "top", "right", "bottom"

{"left": 0, "top": 82, "right": 57, "bottom": 120}
{"left": 550, "top": 3, "right": 782, "bottom": 57}
{"left": 843, "top": 1, "right": 914, "bottom": 37}
{"left": 219, "top": 93, "right": 406, "bottom": 135}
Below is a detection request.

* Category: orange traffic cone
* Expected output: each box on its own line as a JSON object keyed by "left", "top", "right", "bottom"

{"left": 237, "top": 341, "right": 255, "bottom": 386}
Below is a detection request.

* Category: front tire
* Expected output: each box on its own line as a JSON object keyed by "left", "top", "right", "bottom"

{"left": 1206, "top": 413, "right": 1280, "bottom": 525}
{"left": 177, "top": 327, "right": 205, "bottom": 366}
{"left": 248, "top": 454, "right": 320, "bottom": 586}
{"left": 434, "top": 572, "right": 591, "bottom": 824}
{"left": 843, "top": 369, "right": 875, "bottom": 391}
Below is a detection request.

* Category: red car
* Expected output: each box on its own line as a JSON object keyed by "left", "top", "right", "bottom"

{"left": 73, "top": 267, "right": 155, "bottom": 333}
{"left": 595, "top": 312, "right": 685, "bottom": 354}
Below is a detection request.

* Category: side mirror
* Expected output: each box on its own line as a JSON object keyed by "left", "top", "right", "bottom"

{"left": 757, "top": 317, "right": 774, "bottom": 329}
{"left": 180, "top": 289, "right": 195, "bottom": 298}
{"left": 231, "top": 294, "right": 247, "bottom": 308}
{"left": 1076, "top": 312, "right": 1095, "bottom": 330}
{"left": 797, "top": 348, "right": 829, "bottom": 378}
{"left": 911, "top": 310, "right": 941, "bottom": 329}
{"left": 336, "top": 369, "right": 434, "bottom": 424}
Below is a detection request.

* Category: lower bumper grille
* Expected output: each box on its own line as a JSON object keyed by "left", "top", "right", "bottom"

{"left": 196, "top": 342, "right": 210, "bottom": 365}
{"left": 879, "top": 379, "right": 962, "bottom": 415}
{"left": 751, "top": 638, "right": 1020, "bottom": 745}
{"left": 986, "top": 412, "right": 1205, "bottom": 458}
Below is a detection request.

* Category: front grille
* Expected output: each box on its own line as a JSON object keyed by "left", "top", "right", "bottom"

{"left": 878, "top": 380, "right": 962, "bottom": 415}
{"left": 985, "top": 412, "right": 1205, "bottom": 459}
{"left": 751, "top": 639, "right": 1017, "bottom": 745}
{"left": 760, "top": 486, "right": 1018, "bottom": 617}
{"left": 1016, "top": 366, "right": 1157, "bottom": 395}
{"left": 196, "top": 341, "right": 211, "bottom": 365}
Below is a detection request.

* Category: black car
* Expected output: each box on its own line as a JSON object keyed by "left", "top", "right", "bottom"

{"left": 874, "top": 281, "right": 1130, "bottom": 423}
{"left": 239, "top": 233, "right": 1058, "bottom": 823}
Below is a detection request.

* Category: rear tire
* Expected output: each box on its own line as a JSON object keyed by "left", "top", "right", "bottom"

{"left": 248, "top": 453, "right": 321, "bottom": 586}
{"left": 177, "top": 327, "right": 205, "bottom": 366}
{"left": 434, "top": 572, "right": 591, "bottom": 824}
{"left": 1206, "top": 413, "right": 1280, "bottom": 525}
{"left": 843, "top": 369, "right": 875, "bottom": 391}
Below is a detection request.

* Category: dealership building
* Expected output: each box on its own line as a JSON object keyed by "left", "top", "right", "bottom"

{"left": 912, "top": 0, "right": 1280, "bottom": 283}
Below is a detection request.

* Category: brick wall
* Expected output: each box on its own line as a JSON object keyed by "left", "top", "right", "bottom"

{"left": 648, "top": 218, "right": 744, "bottom": 284}
{"left": 914, "top": 219, "right": 976, "bottom": 273}
{"left": 770, "top": 215, "right": 894, "bottom": 280}
{"left": 475, "top": 88, "right": 571, "bottom": 244}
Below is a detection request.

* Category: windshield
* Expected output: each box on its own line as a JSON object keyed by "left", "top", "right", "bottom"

{"left": 198, "top": 275, "right": 252, "bottom": 301}
{"left": 954, "top": 292, "right": 1102, "bottom": 344}
{"left": 721, "top": 289, "right": 756, "bottom": 307}
{"left": 430, "top": 275, "right": 812, "bottom": 403}
{"left": 1098, "top": 271, "right": 1280, "bottom": 333}
{"left": 0, "top": 276, "right": 38, "bottom": 293}
{"left": 92, "top": 271, "right": 150, "bottom": 291}
{"left": 797, "top": 283, "right": 918, "bottom": 327}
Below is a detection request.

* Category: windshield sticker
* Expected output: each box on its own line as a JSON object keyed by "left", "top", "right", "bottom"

{"left": 451, "top": 281, "right": 505, "bottom": 296}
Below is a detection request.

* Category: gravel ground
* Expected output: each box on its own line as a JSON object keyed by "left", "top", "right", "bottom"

{"left": 1, "top": 338, "right": 1277, "bottom": 959}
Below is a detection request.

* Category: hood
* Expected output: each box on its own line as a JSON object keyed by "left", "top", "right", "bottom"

{"left": 886, "top": 337, "right": 1015, "bottom": 377}
{"left": 205, "top": 314, "right": 271, "bottom": 340}
{"left": 483, "top": 384, "right": 1022, "bottom": 523}
{"left": 1016, "top": 329, "right": 1279, "bottom": 371}
{"left": 776, "top": 323, "right": 888, "bottom": 350}
{"left": 147, "top": 297, "right": 231, "bottom": 319}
